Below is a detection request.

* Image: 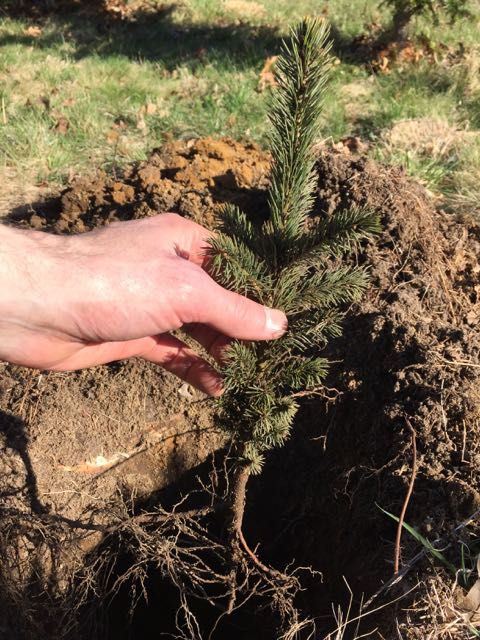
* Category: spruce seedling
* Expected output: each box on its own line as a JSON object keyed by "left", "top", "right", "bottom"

{"left": 74, "top": 20, "right": 381, "bottom": 637}
{"left": 209, "top": 18, "right": 380, "bottom": 543}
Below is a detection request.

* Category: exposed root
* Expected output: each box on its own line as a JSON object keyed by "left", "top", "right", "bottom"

{"left": 393, "top": 418, "right": 418, "bottom": 575}
{"left": 0, "top": 461, "right": 311, "bottom": 640}
{"left": 93, "top": 497, "right": 308, "bottom": 639}
{"left": 228, "top": 462, "right": 294, "bottom": 582}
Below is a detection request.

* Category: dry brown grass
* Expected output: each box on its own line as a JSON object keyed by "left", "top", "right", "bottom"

{"left": 0, "top": 166, "right": 56, "bottom": 219}
{"left": 397, "top": 572, "right": 480, "bottom": 639}
{"left": 222, "top": 0, "right": 266, "bottom": 18}
{"left": 380, "top": 117, "right": 477, "bottom": 163}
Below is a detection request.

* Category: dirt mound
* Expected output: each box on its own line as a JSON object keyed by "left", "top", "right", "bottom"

{"left": 254, "top": 147, "right": 480, "bottom": 637}
{"left": 24, "top": 137, "right": 270, "bottom": 234}
{"left": 1, "top": 138, "right": 480, "bottom": 639}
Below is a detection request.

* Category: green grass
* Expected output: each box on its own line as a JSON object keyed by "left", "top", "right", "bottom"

{"left": 0, "top": 0, "right": 479, "bottom": 216}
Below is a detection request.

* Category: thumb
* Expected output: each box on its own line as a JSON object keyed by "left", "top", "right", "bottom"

{"left": 193, "top": 273, "right": 288, "bottom": 341}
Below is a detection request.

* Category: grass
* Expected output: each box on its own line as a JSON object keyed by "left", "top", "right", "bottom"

{"left": 398, "top": 526, "right": 480, "bottom": 639}
{"left": 1, "top": 0, "right": 479, "bottom": 215}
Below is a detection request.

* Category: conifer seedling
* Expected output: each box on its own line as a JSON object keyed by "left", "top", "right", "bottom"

{"left": 209, "top": 18, "right": 380, "bottom": 546}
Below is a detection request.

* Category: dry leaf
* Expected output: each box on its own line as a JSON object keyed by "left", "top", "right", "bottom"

{"left": 456, "top": 558, "right": 480, "bottom": 623}
{"left": 25, "top": 25, "right": 43, "bottom": 37}
{"left": 113, "top": 117, "right": 127, "bottom": 129}
{"left": 53, "top": 116, "right": 69, "bottom": 135}
{"left": 466, "top": 309, "right": 479, "bottom": 326}
{"left": 453, "top": 248, "right": 468, "bottom": 271}
{"left": 62, "top": 98, "right": 76, "bottom": 108}
{"left": 461, "top": 578, "right": 480, "bottom": 614}
{"left": 378, "top": 54, "right": 390, "bottom": 73}
{"left": 257, "top": 55, "right": 278, "bottom": 93}
{"left": 399, "top": 44, "right": 424, "bottom": 64}
{"left": 106, "top": 128, "right": 120, "bottom": 144}
{"left": 145, "top": 102, "right": 157, "bottom": 115}
{"left": 178, "top": 382, "right": 194, "bottom": 401}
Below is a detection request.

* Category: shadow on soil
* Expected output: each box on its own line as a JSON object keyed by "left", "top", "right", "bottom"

{"left": 0, "top": 410, "right": 45, "bottom": 513}
{"left": 72, "top": 314, "right": 435, "bottom": 640}
{"left": 5, "top": 196, "right": 63, "bottom": 230}
{"left": 80, "top": 299, "right": 475, "bottom": 640}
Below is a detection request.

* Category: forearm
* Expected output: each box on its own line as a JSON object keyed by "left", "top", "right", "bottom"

{"left": 0, "top": 224, "right": 53, "bottom": 318}
{"left": 0, "top": 224, "right": 68, "bottom": 365}
{"left": 0, "top": 225, "right": 34, "bottom": 324}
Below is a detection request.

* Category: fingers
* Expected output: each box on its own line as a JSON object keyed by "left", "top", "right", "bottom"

{"left": 166, "top": 215, "right": 288, "bottom": 342}
{"left": 187, "top": 271, "right": 288, "bottom": 342}
{"left": 183, "top": 324, "right": 231, "bottom": 363}
{"left": 141, "top": 334, "right": 223, "bottom": 396}
{"left": 49, "top": 334, "right": 223, "bottom": 397}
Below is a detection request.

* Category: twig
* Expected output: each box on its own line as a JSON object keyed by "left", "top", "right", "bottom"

{"left": 433, "top": 352, "right": 480, "bottom": 369}
{"left": 394, "top": 418, "right": 418, "bottom": 575}
{"left": 1, "top": 96, "right": 6, "bottom": 125}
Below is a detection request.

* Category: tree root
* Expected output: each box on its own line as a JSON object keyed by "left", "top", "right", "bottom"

{"left": 0, "top": 457, "right": 314, "bottom": 639}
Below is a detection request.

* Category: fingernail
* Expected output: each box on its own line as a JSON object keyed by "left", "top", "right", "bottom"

{"left": 212, "top": 382, "right": 225, "bottom": 397}
{"left": 209, "top": 378, "right": 224, "bottom": 397}
{"left": 265, "top": 308, "right": 288, "bottom": 338}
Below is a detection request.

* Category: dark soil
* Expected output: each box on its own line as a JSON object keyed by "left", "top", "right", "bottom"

{"left": 1, "top": 137, "right": 480, "bottom": 639}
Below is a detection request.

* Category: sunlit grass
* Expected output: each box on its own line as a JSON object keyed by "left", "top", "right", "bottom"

{"left": 0, "top": 0, "right": 479, "bottom": 214}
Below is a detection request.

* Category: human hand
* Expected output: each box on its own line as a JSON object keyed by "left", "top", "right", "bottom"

{"left": 0, "top": 214, "right": 287, "bottom": 396}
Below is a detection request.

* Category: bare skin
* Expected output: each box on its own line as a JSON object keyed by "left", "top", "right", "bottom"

{"left": 0, "top": 213, "right": 287, "bottom": 396}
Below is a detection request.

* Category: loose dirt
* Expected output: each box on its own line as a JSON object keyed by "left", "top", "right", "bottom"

{"left": 253, "top": 147, "right": 480, "bottom": 638}
{"left": 22, "top": 136, "right": 270, "bottom": 234}
{"left": 1, "top": 137, "right": 479, "bottom": 639}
